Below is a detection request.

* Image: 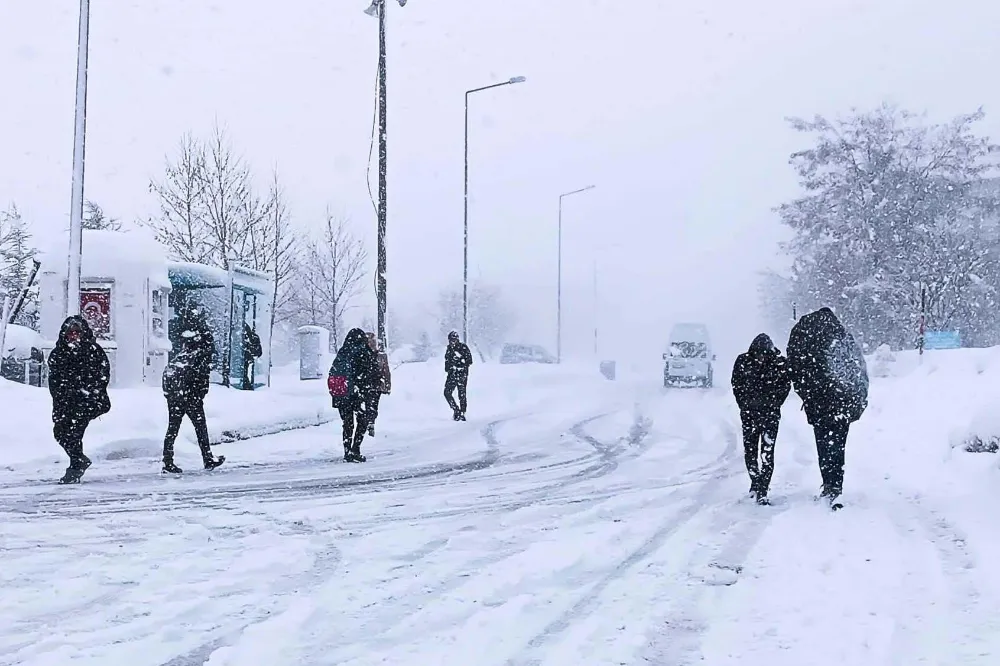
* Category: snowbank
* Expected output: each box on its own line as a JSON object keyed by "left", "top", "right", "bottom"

{"left": 0, "top": 359, "right": 623, "bottom": 475}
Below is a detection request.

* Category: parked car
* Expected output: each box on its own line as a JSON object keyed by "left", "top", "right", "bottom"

{"left": 500, "top": 343, "right": 557, "bottom": 364}
{"left": 663, "top": 322, "right": 715, "bottom": 388}
{"left": 1, "top": 324, "right": 45, "bottom": 386}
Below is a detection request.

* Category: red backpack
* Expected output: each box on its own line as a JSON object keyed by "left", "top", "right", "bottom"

{"left": 328, "top": 374, "right": 348, "bottom": 398}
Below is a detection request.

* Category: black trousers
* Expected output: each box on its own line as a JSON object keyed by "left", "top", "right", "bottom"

{"left": 53, "top": 415, "right": 92, "bottom": 471}
{"left": 444, "top": 372, "right": 468, "bottom": 414}
{"left": 164, "top": 396, "right": 213, "bottom": 465}
{"left": 814, "top": 419, "right": 850, "bottom": 496}
{"left": 339, "top": 403, "right": 370, "bottom": 456}
{"left": 741, "top": 410, "right": 780, "bottom": 496}
{"left": 367, "top": 392, "right": 382, "bottom": 424}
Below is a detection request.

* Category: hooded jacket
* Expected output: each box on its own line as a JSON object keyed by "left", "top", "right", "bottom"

{"left": 163, "top": 319, "right": 214, "bottom": 401}
{"left": 732, "top": 333, "right": 791, "bottom": 414}
{"left": 47, "top": 315, "right": 111, "bottom": 421}
{"left": 328, "top": 328, "right": 380, "bottom": 407}
{"left": 786, "top": 307, "right": 869, "bottom": 425}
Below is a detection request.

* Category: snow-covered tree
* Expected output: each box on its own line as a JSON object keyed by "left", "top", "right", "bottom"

{"left": 437, "top": 281, "right": 514, "bottom": 360}
{"left": 146, "top": 133, "right": 212, "bottom": 264}
{"left": 82, "top": 200, "right": 122, "bottom": 231}
{"left": 766, "top": 105, "right": 1000, "bottom": 348}
{"left": 292, "top": 212, "right": 368, "bottom": 349}
{"left": 0, "top": 204, "right": 38, "bottom": 327}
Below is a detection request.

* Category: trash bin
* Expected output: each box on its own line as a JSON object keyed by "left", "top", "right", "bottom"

{"left": 600, "top": 360, "right": 616, "bottom": 381}
{"left": 298, "top": 326, "right": 330, "bottom": 380}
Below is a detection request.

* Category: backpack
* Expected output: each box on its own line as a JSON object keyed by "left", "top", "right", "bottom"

{"left": 327, "top": 352, "right": 354, "bottom": 407}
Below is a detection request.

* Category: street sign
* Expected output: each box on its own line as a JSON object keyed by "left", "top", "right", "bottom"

{"left": 923, "top": 330, "right": 961, "bottom": 350}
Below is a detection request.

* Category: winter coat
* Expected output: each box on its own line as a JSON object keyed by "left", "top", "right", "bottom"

{"left": 786, "top": 307, "right": 869, "bottom": 425}
{"left": 328, "top": 328, "right": 380, "bottom": 409}
{"left": 375, "top": 350, "right": 392, "bottom": 394}
{"left": 445, "top": 341, "right": 473, "bottom": 376}
{"left": 243, "top": 324, "right": 262, "bottom": 359}
{"left": 732, "top": 334, "right": 791, "bottom": 415}
{"left": 47, "top": 315, "right": 111, "bottom": 422}
{"left": 163, "top": 325, "right": 214, "bottom": 401}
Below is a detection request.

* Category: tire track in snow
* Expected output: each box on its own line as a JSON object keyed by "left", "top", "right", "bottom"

{"left": 639, "top": 431, "right": 807, "bottom": 665}
{"left": 505, "top": 418, "right": 743, "bottom": 666}
{"left": 891, "top": 495, "right": 1000, "bottom": 663}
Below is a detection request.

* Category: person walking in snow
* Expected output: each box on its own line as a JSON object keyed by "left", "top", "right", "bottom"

{"left": 47, "top": 315, "right": 111, "bottom": 484}
{"left": 241, "top": 323, "right": 262, "bottom": 390}
{"left": 443, "top": 330, "right": 473, "bottom": 421}
{"left": 365, "top": 332, "right": 392, "bottom": 437}
{"left": 786, "top": 307, "right": 869, "bottom": 508}
{"left": 161, "top": 308, "right": 225, "bottom": 474}
{"left": 328, "top": 328, "right": 380, "bottom": 462}
{"left": 732, "top": 333, "right": 791, "bottom": 504}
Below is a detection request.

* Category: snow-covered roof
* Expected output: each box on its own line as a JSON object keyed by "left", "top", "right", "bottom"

{"left": 39, "top": 229, "right": 170, "bottom": 287}
{"left": 168, "top": 262, "right": 229, "bottom": 289}
{"left": 2, "top": 324, "right": 42, "bottom": 359}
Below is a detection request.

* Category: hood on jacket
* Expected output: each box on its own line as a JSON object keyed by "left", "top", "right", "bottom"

{"left": 340, "top": 328, "right": 368, "bottom": 356}
{"left": 811, "top": 307, "right": 845, "bottom": 336}
{"left": 57, "top": 315, "right": 96, "bottom": 347}
{"left": 748, "top": 333, "right": 776, "bottom": 357}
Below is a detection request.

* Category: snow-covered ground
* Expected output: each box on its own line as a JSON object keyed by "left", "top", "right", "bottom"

{"left": 3, "top": 350, "right": 1000, "bottom": 664}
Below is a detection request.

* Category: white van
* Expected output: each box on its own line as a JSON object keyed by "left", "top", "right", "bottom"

{"left": 663, "top": 322, "right": 715, "bottom": 388}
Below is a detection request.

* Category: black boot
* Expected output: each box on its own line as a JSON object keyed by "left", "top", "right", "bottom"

{"left": 57, "top": 467, "right": 82, "bottom": 484}
{"left": 203, "top": 455, "right": 226, "bottom": 470}
{"left": 162, "top": 460, "right": 183, "bottom": 474}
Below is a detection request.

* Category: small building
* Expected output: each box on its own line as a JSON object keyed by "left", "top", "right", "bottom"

{"left": 37, "top": 229, "right": 172, "bottom": 388}
{"left": 167, "top": 262, "right": 273, "bottom": 389}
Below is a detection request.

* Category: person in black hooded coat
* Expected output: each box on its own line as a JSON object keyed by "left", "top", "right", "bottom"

{"left": 786, "top": 307, "right": 869, "bottom": 506}
{"left": 328, "top": 328, "right": 380, "bottom": 462}
{"left": 47, "top": 315, "right": 111, "bottom": 484}
{"left": 732, "top": 333, "right": 791, "bottom": 503}
{"left": 161, "top": 308, "right": 224, "bottom": 474}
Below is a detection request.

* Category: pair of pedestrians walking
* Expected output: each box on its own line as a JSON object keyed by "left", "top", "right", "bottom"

{"left": 733, "top": 307, "right": 869, "bottom": 509}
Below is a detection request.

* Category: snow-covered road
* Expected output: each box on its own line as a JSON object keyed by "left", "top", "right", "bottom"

{"left": 3, "top": 365, "right": 1000, "bottom": 665}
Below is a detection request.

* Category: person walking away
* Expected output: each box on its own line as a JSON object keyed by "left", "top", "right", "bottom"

{"left": 786, "top": 307, "right": 869, "bottom": 509}
{"left": 242, "top": 323, "right": 262, "bottom": 390}
{"left": 365, "top": 332, "right": 392, "bottom": 437}
{"left": 328, "top": 328, "right": 379, "bottom": 462}
{"left": 732, "top": 333, "right": 791, "bottom": 505}
{"left": 47, "top": 315, "right": 111, "bottom": 484}
{"left": 444, "top": 330, "right": 473, "bottom": 421}
{"left": 161, "top": 310, "right": 225, "bottom": 473}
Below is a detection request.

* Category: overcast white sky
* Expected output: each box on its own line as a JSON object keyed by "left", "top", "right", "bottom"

{"left": 4, "top": 0, "right": 1000, "bottom": 363}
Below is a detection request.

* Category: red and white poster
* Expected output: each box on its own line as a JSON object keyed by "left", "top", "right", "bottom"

{"left": 80, "top": 288, "right": 112, "bottom": 339}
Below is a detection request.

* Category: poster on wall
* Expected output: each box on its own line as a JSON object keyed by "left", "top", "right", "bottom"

{"left": 80, "top": 288, "right": 112, "bottom": 339}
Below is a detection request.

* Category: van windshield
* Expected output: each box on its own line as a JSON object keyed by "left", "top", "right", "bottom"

{"left": 671, "top": 341, "right": 708, "bottom": 358}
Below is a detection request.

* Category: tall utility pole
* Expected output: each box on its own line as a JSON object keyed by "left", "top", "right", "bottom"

{"left": 462, "top": 75, "right": 526, "bottom": 342}
{"left": 556, "top": 184, "right": 595, "bottom": 364}
{"left": 67, "top": 0, "right": 91, "bottom": 318}
{"left": 365, "top": 0, "right": 406, "bottom": 350}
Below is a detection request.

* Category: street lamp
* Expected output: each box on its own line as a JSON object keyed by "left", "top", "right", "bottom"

{"left": 363, "top": 0, "right": 407, "bottom": 351}
{"left": 462, "top": 75, "right": 526, "bottom": 342}
{"left": 557, "top": 184, "right": 595, "bottom": 363}
{"left": 67, "top": 0, "right": 91, "bottom": 318}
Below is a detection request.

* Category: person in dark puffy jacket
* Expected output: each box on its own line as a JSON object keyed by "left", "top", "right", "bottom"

{"left": 732, "top": 333, "right": 791, "bottom": 504}
{"left": 161, "top": 308, "right": 224, "bottom": 474}
{"left": 444, "top": 331, "right": 473, "bottom": 421}
{"left": 328, "top": 328, "right": 380, "bottom": 462}
{"left": 786, "top": 307, "right": 869, "bottom": 508}
{"left": 47, "top": 315, "right": 111, "bottom": 484}
{"left": 365, "top": 332, "right": 392, "bottom": 437}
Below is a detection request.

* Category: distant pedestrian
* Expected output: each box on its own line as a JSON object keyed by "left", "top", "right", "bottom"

{"left": 328, "top": 328, "right": 379, "bottom": 462}
{"left": 732, "top": 334, "right": 791, "bottom": 504}
{"left": 365, "top": 332, "right": 392, "bottom": 437}
{"left": 47, "top": 315, "right": 111, "bottom": 484}
{"left": 161, "top": 308, "right": 225, "bottom": 474}
{"left": 242, "top": 323, "right": 262, "bottom": 390}
{"left": 444, "top": 330, "right": 473, "bottom": 421}
{"left": 786, "top": 307, "right": 869, "bottom": 509}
